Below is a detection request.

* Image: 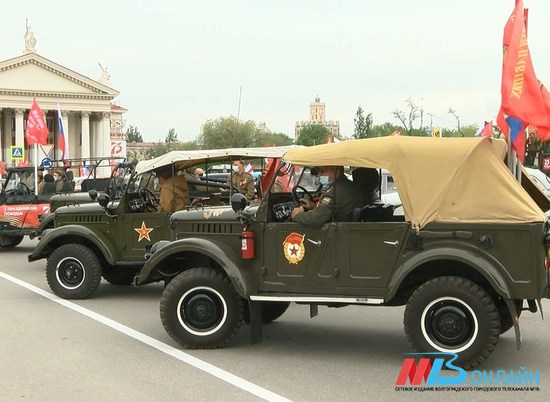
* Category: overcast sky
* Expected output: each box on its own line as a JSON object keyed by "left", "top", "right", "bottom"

{"left": 3, "top": 0, "right": 550, "bottom": 142}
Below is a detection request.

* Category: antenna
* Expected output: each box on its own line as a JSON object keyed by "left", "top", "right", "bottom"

{"left": 234, "top": 86, "right": 242, "bottom": 146}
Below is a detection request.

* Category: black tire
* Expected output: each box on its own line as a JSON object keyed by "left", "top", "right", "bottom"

{"left": 102, "top": 266, "right": 137, "bottom": 286}
{"left": 160, "top": 268, "right": 243, "bottom": 349}
{"left": 497, "top": 299, "right": 523, "bottom": 334}
{"left": 404, "top": 276, "right": 500, "bottom": 370}
{"left": 0, "top": 235, "right": 24, "bottom": 248}
{"left": 46, "top": 244, "right": 102, "bottom": 299}
{"left": 243, "top": 301, "right": 291, "bottom": 324}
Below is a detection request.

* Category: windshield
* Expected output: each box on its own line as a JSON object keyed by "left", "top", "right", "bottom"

{"left": 269, "top": 164, "right": 322, "bottom": 193}
{"left": 1, "top": 169, "right": 39, "bottom": 194}
{"left": 105, "top": 162, "right": 136, "bottom": 200}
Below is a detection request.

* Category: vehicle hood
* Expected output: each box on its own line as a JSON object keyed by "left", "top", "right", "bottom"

{"left": 49, "top": 192, "right": 94, "bottom": 211}
{"left": 170, "top": 204, "right": 259, "bottom": 222}
{"left": 283, "top": 136, "right": 547, "bottom": 229}
{"left": 55, "top": 201, "right": 110, "bottom": 215}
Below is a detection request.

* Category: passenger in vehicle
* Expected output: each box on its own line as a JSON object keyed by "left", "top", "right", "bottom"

{"left": 227, "top": 160, "right": 255, "bottom": 201}
{"left": 36, "top": 171, "right": 44, "bottom": 194}
{"left": 156, "top": 165, "right": 190, "bottom": 212}
{"left": 42, "top": 174, "right": 57, "bottom": 194}
{"left": 53, "top": 170, "right": 65, "bottom": 192}
{"left": 291, "top": 166, "right": 361, "bottom": 228}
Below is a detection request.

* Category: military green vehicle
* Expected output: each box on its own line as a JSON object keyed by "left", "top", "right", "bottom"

{"left": 28, "top": 146, "right": 297, "bottom": 300}
{"left": 35, "top": 157, "right": 126, "bottom": 234}
{"left": 0, "top": 157, "right": 120, "bottom": 248}
{"left": 135, "top": 136, "right": 550, "bottom": 369}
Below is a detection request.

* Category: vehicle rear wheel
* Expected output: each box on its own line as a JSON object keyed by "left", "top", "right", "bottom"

{"left": 101, "top": 266, "right": 137, "bottom": 286}
{"left": 46, "top": 244, "right": 102, "bottom": 299}
{"left": 243, "top": 301, "right": 291, "bottom": 324}
{"left": 160, "top": 268, "right": 243, "bottom": 349}
{"left": 0, "top": 235, "right": 24, "bottom": 248}
{"left": 403, "top": 276, "right": 500, "bottom": 370}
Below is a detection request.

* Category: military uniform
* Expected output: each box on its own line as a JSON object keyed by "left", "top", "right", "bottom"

{"left": 158, "top": 174, "right": 190, "bottom": 212}
{"left": 228, "top": 171, "right": 255, "bottom": 201}
{"left": 293, "top": 174, "right": 361, "bottom": 228}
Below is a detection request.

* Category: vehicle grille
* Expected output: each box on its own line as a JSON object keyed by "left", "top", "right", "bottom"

{"left": 191, "top": 223, "right": 235, "bottom": 234}
{"left": 69, "top": 215, "right": 106, "bottom": 224}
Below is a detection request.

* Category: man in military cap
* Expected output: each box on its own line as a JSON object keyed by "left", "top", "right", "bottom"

{"left": 156, "top": 164, "right": 190, "bottom": 212}
{"left": 291, "top": 166, "right": 361, "bottom": 228}
{"left": 228, "top": 159, "right": 255, "bottom": 201}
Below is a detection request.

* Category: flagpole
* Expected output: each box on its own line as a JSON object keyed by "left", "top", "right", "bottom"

{"left": 34, "top": 143, "right": 38, "bottom": 195}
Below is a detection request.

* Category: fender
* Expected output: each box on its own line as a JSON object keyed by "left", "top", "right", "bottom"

{"left": 135, "top": 237, "right": 253, "bottom": 297}
{"left": 36, "top": 212, "right": 56, "bottom": 235}
{"left": 385, "top": 246, "right": 513, "bottom": 301}
{"left": 27, "top": 224, "right": 118, "bottom": 264}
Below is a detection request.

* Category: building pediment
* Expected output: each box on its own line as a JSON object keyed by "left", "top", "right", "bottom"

{"left": 0, "top": 52, "right": 119, "bottom": 100}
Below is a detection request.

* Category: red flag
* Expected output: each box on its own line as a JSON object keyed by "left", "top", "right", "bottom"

{"left": 0, "top": 160, "right": 7, "bottom": 175}
{"left": 500, "top": 1, "right": 549, "bottom": 132}
{"left": 26, "top": 98, "right": 49, "bottom": 146}
{"left": 480, "top": 121, "right": 494, "bottom": 137}
{"left": 17, "top": 158, "right": 29, "bottom": 167}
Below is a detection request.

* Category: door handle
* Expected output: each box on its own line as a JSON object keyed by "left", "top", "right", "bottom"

{"left": 383, "top": 240, "right": 399, "bottom": 247}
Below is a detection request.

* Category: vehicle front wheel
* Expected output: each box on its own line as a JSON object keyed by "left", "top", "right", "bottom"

{"left": 0, "top": 235, "right": 24, "bottom": 248}
{"left": 160, "top": 268, "right": 243, "bottom": 349}
{"left": 46, "top": 244, "right": 102, "bottom": 299}
{"left": 403, "top": 276, "right": 500, "bottom": 370}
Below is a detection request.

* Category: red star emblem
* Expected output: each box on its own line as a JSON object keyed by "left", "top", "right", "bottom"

{"left": 290, "top": 245, "right": 299, "bottom": 256}
{"left": 134, "top": 221, "right": 153, "bottom": 242}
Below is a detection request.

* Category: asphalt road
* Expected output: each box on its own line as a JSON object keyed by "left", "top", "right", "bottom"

{"left": 1, "top": 238, "right": 549, "bottom": 402}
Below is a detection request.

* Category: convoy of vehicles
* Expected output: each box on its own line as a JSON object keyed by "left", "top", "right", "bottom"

{"left": 133, "top": 137, "right": 550, "bottom": 369}
{"left": 28, "top": 146, "right": 297, "bottom": 299}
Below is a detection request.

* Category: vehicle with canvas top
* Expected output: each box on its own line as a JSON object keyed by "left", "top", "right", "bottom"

{"left": 135, "top": 136, "right": 550, "bottom": 369}
{"left": 28, "top": 146, "right": 298, "bottom": 299}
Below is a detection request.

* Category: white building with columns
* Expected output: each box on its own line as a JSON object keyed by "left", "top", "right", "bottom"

{"left": 0, "top": 31, "right": 126, "bottom": 168}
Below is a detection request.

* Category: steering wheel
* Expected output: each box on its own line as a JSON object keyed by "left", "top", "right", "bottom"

{"left": 16, "top": 182, "right": 31, "bottom": 195}
{"left": 292, "top": 185, "right": 313, "bottom": 207}
{"left": 140, "top": 188, "right": 158, "bottom": 208}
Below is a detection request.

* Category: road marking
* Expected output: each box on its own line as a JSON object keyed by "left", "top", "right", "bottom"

{"left": 0, "top": 271, "right": 291, "bottom": 402}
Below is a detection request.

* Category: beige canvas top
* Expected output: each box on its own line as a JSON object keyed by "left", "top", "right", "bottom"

{"left": 282, "top": 136, "right": 547, "bottom": 229}
{"left": 135, "top": 145, "right": 300, "bottom": 174}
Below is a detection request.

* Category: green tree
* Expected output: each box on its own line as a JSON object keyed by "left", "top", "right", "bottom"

{"left": 353, "top": 106, "right": 374, "bottom": 139}
{"left": 370, "top": 122, "right": 402, "bottom": 137}
{"left": 125, "top": 125, "right": 143, "bottom": 142}
{"left": 256, "top": 131, "right": 294, "bottom": 146}
{"left": 296, "top": 124, "right": 331, "bottom": 146}
{"left": 199, "top": 116, "right": 260, "bottom": 148}
{"left": 165, "top": 128, "right": 178, "bottom": 143}
{"left": 146, "top": 139, "right": 200, "bottom": 158}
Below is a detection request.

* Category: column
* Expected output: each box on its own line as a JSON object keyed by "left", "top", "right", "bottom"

{"left": 15, "top": 108, "right": 25, "bottom": 148}
{"left": 2, "top": 109, "right": 11, "bottom": 163}
{"left": 102, "top": 112, "right": 111, "bottom": 158}
{"left": 0, "top": 108, "right": 3, "bottom": 163}
{"left": 61, "top": 110, "right": 70, "bottom": 159}
{"left": 95, "top": 114, "right": 103, "bottom": 158}
{"left": 81, "top": 111, "right": 90, "bottom": 160}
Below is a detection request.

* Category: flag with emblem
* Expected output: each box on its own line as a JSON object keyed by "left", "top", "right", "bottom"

{"left": 26, "top": 98, "right": 49, "bottom": 146}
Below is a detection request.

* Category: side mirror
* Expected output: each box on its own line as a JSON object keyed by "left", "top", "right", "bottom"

{"left": 88, "top": 189, "right": 98, "bottom": 201}
{"left": 97, "top": 192, "right": 110, "bottom": 208}
{"left": 231, "top": 193, "right": 247, "bottom": 213}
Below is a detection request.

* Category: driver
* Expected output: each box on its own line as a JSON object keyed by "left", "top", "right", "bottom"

{"left": 291, "top": 166, "right": 360, "bottom": 228}
{"left": 156, "top": 165, "right": 190, "bottom": 212}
